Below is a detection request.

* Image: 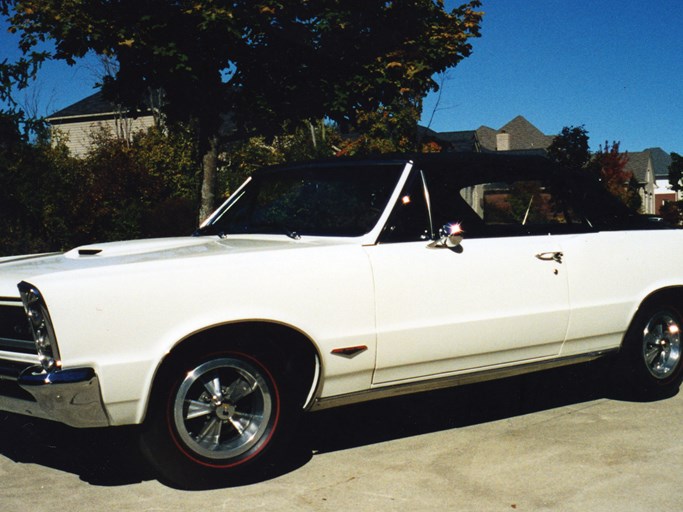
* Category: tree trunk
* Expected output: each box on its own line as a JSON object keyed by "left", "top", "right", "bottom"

{"left": 199, "top": 136, "right": 218, "bottom": 223}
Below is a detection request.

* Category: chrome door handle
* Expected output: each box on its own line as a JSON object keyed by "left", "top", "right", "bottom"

{"left": 536, "top": 251, "right": 563, "bottom": 264}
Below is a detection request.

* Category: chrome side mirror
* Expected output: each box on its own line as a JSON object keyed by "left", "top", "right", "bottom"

{"left": 428, "top": 223, "right": 463, "bottom": 249}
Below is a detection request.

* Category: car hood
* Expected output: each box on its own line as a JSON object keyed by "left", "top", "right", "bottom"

{"left": 0, "top": 235, "right": 343, "bottom": 297}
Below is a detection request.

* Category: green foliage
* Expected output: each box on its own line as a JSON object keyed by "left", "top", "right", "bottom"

{"left": 336, "top": 98, "right": 422, "bottom": 156}
{"left": 591, "top": 141, "right": 641, "bottom": 212}
{"left": 132, "top": 125, "right": 200, "bottom": 201}
{"left": 0, "top": 117, "right": 200, "bottom": 255}
{"left": 0, "top": 48, "right": 50, "bottom": 106}
{"left": 2, "top": 0, "right": 482, "bottom": 137}
{"left": 0, "top": 114, "right": 84, "bottom": 254}
{"left": 660, "top": 153, "right": 683, "bottom": 225}
{"left": 549, "top": 126, "right": 641, "bottom": 212}
{"left": 547, "top": 126, "right": 591, "bottom": 171}
{"left": 230, "top": 1, "right": 484, "bottom": 137}
{"left": 659, "top": 200, "right": 682, "bottom": 225}
{"left": 668, "top": 152, "right": 683, "bottom": 192}
{"left": 219, "top": 120, "right": 341, "bottom": 199}
{"left": 79, "top": 126, "right": 201, "bottom": 240}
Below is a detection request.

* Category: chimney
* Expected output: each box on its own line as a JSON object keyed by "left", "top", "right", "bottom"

{"left": 496, "top": 131, "right": 510, "bottom": 151}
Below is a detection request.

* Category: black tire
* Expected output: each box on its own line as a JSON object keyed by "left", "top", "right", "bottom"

{"left": 140, "top": 349, "right": 294, "bottom": 488}
{"left": 614, "top": 301, "right": 683, "bottom": 399}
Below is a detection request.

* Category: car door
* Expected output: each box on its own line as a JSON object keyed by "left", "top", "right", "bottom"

{"left": 367, "top": 166, "right": 582, "bottom": 385}
{"left": 559, "top": 229, "right": 666, "bottom": 357}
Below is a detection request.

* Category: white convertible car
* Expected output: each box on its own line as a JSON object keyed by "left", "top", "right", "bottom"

{"left": 1, "top": 152, "right": 681, "bottom": 486}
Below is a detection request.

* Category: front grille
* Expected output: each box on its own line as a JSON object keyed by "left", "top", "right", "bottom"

{"left": 0, "top": 300, "right": 36, "bottom": 355}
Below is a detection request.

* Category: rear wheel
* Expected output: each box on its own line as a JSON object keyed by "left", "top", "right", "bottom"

{"left": 140, "top": 350, "right": 292, "bottom": 488}
{"left": 615, "top": 301, "right": 683, "bottom": 398}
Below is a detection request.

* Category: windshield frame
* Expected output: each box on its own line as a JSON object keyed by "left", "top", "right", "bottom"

{"left": 195, "top": 160, "right": 414, "bottom": 243}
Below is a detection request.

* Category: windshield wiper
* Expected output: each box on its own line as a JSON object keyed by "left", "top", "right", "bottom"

{"left": 192, "top": 225, "right": 217, "bottom": 237}
{"left": 255, "top": 224, "right": 301, "bottom": 239}
{"left": 283, "top": 227, "right": 301, "bottom": 240}
{"left": 248, "top": 223, "right": 301, "bottom": 239}
{"left": 195, "top": 223, "right": 301, "bottom": 240}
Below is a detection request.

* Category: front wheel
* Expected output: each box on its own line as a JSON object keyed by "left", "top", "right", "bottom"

{"left": 140, "top": 351, "right": 291, "bottom": 488}
{"left": 614, "top": 302, "right": 683, "bottom": 399}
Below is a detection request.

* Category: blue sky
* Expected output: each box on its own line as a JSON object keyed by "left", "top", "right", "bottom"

{"left": 423, "top": 0, "right": 683, "bottom": 153}
{"left": 2, "top": 1, "right": 682, "bottom": 153}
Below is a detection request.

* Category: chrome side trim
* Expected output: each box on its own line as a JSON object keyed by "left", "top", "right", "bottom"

{"left": 0, "top": 365, "right": 110, "bottom": 428}
{"left": 310, "top": 350, "right": 616, "bottom": 411}
{"left": 302, "top": 353, "right": 321, "bottom": 410}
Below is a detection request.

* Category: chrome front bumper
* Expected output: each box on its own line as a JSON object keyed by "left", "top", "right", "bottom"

{"left": 0, "top": 363, "right": 110, "bottom": 428}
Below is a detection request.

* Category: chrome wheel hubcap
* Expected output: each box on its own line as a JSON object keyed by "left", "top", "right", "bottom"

{"left": 173, "top": 358, "right": 273, "bottom": 461}
{"left": 642, "top": 312, "right": 681, "bottom": 379}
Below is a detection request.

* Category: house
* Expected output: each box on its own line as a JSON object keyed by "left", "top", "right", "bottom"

{"left": 621, "top": 148, "right": 677, "bottom": 215}
{"left": 623, "top": 151, "right": 656, "bottom": 215}
{"left": 424, "top": 115, "right": 555, "bottom": 155}
{"left": 45, "top": 91, "right": 157, "bottom": 157}
{"left": 475, "top": 115, "right": 555, "bottom": 153}
{"left": 643, "top": 148, "right": 676, "bottom": 214}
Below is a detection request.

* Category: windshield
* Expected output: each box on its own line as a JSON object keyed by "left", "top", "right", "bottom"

{"left": 198, "top": 163, "right": 405, "bottom": 238}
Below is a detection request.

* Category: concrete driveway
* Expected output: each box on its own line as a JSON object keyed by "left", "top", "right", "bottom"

{"left": 2, "top": 362, "right": 681, "bottom": 511}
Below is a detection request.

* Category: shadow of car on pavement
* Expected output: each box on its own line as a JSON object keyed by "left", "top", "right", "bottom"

{"left": 0, "top": 360, "right": 669, "bottom": 489}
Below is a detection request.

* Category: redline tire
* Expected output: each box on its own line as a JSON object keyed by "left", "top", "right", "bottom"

{"left": 140, "top": 350, "right": 290, "bottom": 488}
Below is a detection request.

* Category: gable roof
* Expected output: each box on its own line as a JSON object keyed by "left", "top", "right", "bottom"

{"left": 643, "top": 147, "right": 672, "bottom": 179}
{"left": 430, "top": 130, "right": 480, "bottom": 152}
{"left": 424, "top": 116, "right": 555, "bottom": 154}
{"left": 625, "top": 152, "right": 652, "bottom": 183}
{"left": 46, "top": 91, "right": 153, "bottom": 123}
{"left": 624, "top": 148, "right": 672, "bottom": 184}
{"left": 48, "top": 91, "right": 109, "bottom": 119}
{"left": 498, "top": 115, "right": 554, "bottom": 150}
{"left": 473, "top": 116, "right": 554, "bottom": 152}
{"left": 474, "top": 125, "right": 498, "bottom": 151}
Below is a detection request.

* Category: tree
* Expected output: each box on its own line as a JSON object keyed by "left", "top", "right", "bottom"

{"left": 592, "top": 141, "right": 641, "bottom": 211}
{"left": 548, "top": 126, "right": 641, "bottom": 211}
{"left": 77, "top": 126, "right": 200, "bottom": 241}
{"left": 1, "top": 0, "right": 483, "bottom": 220}
{"left": 659, "top": 200, "right": 682, "bottom": 225}
{"left": 0, "top": 119, "right": 201, "bottom": 255}
{"left": 668, "top": 152, "right": 683, "bottom": 192}
{"left": 335, "top": 97, "right": 427, "bottom": 156}
{"left": 0, "top": 111, "right": 85, "bottom": 254}
{"left": 547, "top": 125, "right": 591, "bottom": 171}
{"left": 219, "top": 120, "right": 343, "bottom": 199}
{"left": 662, "top": 152, "right": 683, "bottom": 226}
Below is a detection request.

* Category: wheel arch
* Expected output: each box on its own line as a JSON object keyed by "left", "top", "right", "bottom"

{"left": 623, "top": 286, "right": 683, "bottom": 348}
{"left": 140, "top": 320, "right": 322, "bottom": 424}
{"left": 608, "top": 285, "right": 683, "bottom": 399}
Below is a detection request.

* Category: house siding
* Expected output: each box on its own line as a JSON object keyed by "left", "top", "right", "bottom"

{"left": 50, "top": 115, "right": 155, "bottom": 157}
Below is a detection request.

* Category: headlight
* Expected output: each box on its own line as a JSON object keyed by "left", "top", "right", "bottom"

{"left": 18, "top": 281, "right": 61, "bottom": 372}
